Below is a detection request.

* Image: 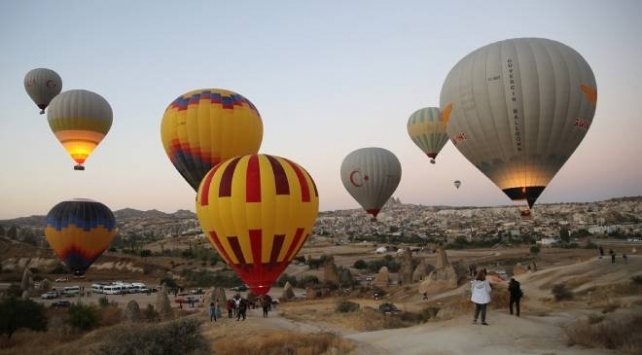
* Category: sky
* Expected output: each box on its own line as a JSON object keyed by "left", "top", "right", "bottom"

{"left": 1, "top": 0, "right": 641, "bottom": 219}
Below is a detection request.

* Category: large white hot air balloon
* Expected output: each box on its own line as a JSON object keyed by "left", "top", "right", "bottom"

{"left": 24, "top": 68, "right": 62, "bottom": 114}
{"left": 441, "top": 38, "right": 597, "bottom": 210}
{"left": 340, "top": 147, "right": 402, "bottom": 219}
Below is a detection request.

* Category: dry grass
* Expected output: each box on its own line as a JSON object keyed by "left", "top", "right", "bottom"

{"left": 213, "top": 330, "right": 355, "bottom": 355}
{"left": 565, "top": 313, "right": 642, "bottom": 353}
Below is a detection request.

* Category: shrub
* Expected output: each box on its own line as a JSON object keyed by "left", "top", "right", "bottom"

{"left": 96, "top": 318, "right": 210, "bottom": 355}
{"left": 530, "top": 245, "right": 541, "bottom": 256}
{"left": 336, "top": 301, "right": 360, "bottom": 313}
{"left": 631, "top": 275, "right": 642, "bottom": 285}
{"left": 68, "top": 302, "right": 100, "bottom": 331}
{"left": 98, "top": 296, "right": 109, "bottom": 308}
{"left": 565, "top": 315, "right": 642, "bottom": 352}
{"left": 0, "top": 297, "right": 47, "bottom": 338}
{"left": 552, "top": 283, "right": 573, "bottom": 301}
{"left": 353, "top": 259, "right": 368, "bottom": 269}
{"left": 143, "top": 304, "right": 160, "bottom": 322}
{"left": 588, "top": 314, "right": 605, "bottom": 324}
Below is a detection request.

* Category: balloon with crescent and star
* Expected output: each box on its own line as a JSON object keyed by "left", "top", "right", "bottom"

{"left": 24, "top": 68, "right": 62, "bottom": 114}
{"left": 340, "top": 147, "right": 402, "bottom": 219}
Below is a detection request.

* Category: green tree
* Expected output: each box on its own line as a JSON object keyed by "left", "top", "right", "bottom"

{"left": 559, "top": 227, "right": 570, "bottom": 244}
{"left": 0, "top": 297, "right": 47, "bottom": 338}
{"left": 530, "top": 245, "right": 541, "bottom": 257}
{"left": 68, "top": 303, "right": 101, "bottom": 331}
{"left": 353, "top": 259, "right": 367, "bottom": 269}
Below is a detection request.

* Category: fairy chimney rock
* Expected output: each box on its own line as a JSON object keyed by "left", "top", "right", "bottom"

{"left": 323, "top": 255, "right": 340, "bottom": 285}
{"left": 373, "top": 266, "right": 390, "bottom": 287}
{"left": 436, "top": 247, "right": 450, "bottom": 269}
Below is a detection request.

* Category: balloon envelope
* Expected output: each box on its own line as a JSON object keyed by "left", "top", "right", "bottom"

{"left": 340, "top": 147, "right": 402, "bottom": 218}
{"left": 407, "top": 107, "right": 451, "bottom": 164}
{"left": 47, "top": 90, "right": 113, "bottom": 170}
{"left": 44, "top": 199, "right": 116, "bottom": 276}
{"left": 196, "top": 154, "right": 319, "bottom": 295}
{"left": 24, "top": 68, "right": 62, "bottom": 114}
{"left": 161, "top": 88, "right": 263, "bottom": 191}
{"left": 440, "top": 38, "right": 597, "bottom": 208}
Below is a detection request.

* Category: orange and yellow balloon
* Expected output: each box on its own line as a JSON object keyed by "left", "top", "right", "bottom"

{"left": 47, "top": 90, "right": 113, "bottom": 170}
{"left": 44, "top": 199, "right": 116, "bottom": 276}
{"left": 196, "top": 154, "right": 319, "bottom": 295}
{"left": 161, "top": 89, "right": 263, "bottom": 191}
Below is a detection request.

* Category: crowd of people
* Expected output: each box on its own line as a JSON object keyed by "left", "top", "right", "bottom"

{"left": 206, "top": 293, "right": 275, "bottom": 323}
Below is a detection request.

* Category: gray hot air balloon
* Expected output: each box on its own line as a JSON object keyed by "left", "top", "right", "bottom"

{"left": 340, "top": 147, "right": 402, "bottom": 219}
{"left": 24, "top": 68, "right": 62, "bottom": 114}
{"left": 440, "top": 38, "right": 596, "bottom": 209}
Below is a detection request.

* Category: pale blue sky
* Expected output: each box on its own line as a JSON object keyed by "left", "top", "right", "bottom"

{"left": 1, "top": 0, "right": 641, "bottom": 218}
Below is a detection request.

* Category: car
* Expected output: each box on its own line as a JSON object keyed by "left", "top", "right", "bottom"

{"left": 55, "top": 277, "right": 69, "bottom": 282}
{"left": 231, "top": 285, "right": 248, "bottom": 292}
{"left": 41, "top": 291, "right": 59, "bottom": 299}
{"left": 51, "top": 300, "right": 71, "bottom": 308}
{"left": 378, "top": 303, "right": 401, "bottom": 315}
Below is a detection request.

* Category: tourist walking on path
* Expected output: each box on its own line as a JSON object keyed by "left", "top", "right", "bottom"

{"left": 599, "top": 246, "right": 604, "bottom": 258}
{"left": 471, "top": 270, "right": 492, "bottom": 325}
{"left": 610, "top": 249, "right": 616, "bottom": 264}
{"left": 508, "top": 278, "right": 523, "bottom": 317}
{"left": 208, "top": 302, "right": 217, "bottom": 322}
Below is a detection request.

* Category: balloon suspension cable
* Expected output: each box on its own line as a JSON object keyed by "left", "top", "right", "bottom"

{"left": 74, "top": 165, "right": 85, "bottom": 171}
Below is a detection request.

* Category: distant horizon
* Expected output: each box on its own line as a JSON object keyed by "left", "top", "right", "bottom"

{"left": 2, "top": 193, "right": 639, "bottom": 221}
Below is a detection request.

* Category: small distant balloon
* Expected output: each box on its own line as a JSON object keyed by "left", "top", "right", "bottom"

{"left": 47, "top": 90, "right": 113, "bottom": 170}
{"left": 407, "top": 107, "right": 451, "bottom": 164}
{"left": 340, "top": 147, "right": 402, "bottom": 219}
{"left": 454, "top": 180, "right": 461, "bottom": 189}
{"left": 24, "top": 68, "right": 62, "bottom": 114}
{"left": 44, "top": 199, "right": 116, "bottom": 276}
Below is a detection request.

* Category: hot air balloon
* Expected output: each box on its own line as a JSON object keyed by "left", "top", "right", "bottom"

{"left": 454, "top": 180, "right": 461, "bottom": 189}
{"left": 24, "top": 68, "right": 62, "bottom": 114}
{"left": 440, "top": 38, "right": 596, "bottom": 210}
{"left": 44, "top": 199, "right": 116, "bottom": 276}
{"left": 407, "top": 107, "right": 451, "bottom": 164}
{"left": 161, "top": 89, "right": 263, "bottom": 191}
{"left": 340, "top": 147, "right": 402, "bottom": 219}
{"left": 47, "top": 90, "right": 113, "bottom": 170}
{"left": 196, "top": 154, "right": 319, "bottom": 295}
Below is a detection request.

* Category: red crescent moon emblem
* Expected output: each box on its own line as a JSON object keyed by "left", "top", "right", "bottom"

{"left": 349, "top": 170, "right": 368, "bottom": 187}
{"left": 46, "top": 80, "right": 55, "bottom": 89}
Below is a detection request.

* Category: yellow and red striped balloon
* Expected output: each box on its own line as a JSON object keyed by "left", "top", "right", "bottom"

{"left": 196, "top": 154, "right": 319, "bottom": 295}
{"left": 161, "top": 88, "right": 263, "bottom": 191}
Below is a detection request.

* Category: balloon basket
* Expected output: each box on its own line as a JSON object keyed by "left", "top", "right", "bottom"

{"left": 74, "top": 165, "right": 85, "bottom": 171}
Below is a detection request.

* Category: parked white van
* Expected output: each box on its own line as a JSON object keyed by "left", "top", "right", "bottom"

{"left": 103, "top": 285, "right": 123, "bottom": 295}
{"left": 63, "top": 286, "right": 81, "bottom": 297}
{"left": 91, "top": 283, "right": 105, "bottom": 294}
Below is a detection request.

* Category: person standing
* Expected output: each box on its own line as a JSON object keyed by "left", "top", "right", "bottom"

{"left": 237, "top": 298, "right": 247, "bottom": 321}
{"left": 599, "top": 246, "right": 604, "bottom": 258}
{"left": 471, "top": 270, "right": 492, "bottom": 325}
{"left": 610, "top": 249, "right": 616, "bottom": 264}
{"left": 508, "top": 278, "right": 523, "bottom": 317}
{"left": 623, "top": 253, "right": 628, "bottom": 264}
{"left": 209, "top": 302, "right": 217, "bottom": 322}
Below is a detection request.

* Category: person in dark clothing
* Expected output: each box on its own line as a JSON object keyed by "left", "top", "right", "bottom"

{"left": 508, "top": 278, "right": 523, "bottom": 316}
{"left": 623, "top": 253, "right": 628, "bottom": 264}
{"left": 599, "top": 246, "right": 604, "bottom": 258}
{"left": 611, "top": 250, "right": 616, "bottom": 264}
{"left": 237, "top": 298, "right": 247, "bottom": 321}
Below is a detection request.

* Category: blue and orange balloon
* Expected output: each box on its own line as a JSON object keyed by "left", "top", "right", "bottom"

{"left": 44, "top": 199, "right": 116, "bottom": 276}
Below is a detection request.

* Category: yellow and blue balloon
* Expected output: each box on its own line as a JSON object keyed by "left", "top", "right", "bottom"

{"left": 44, "top": 199, "right": 116, "bottom": 276}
